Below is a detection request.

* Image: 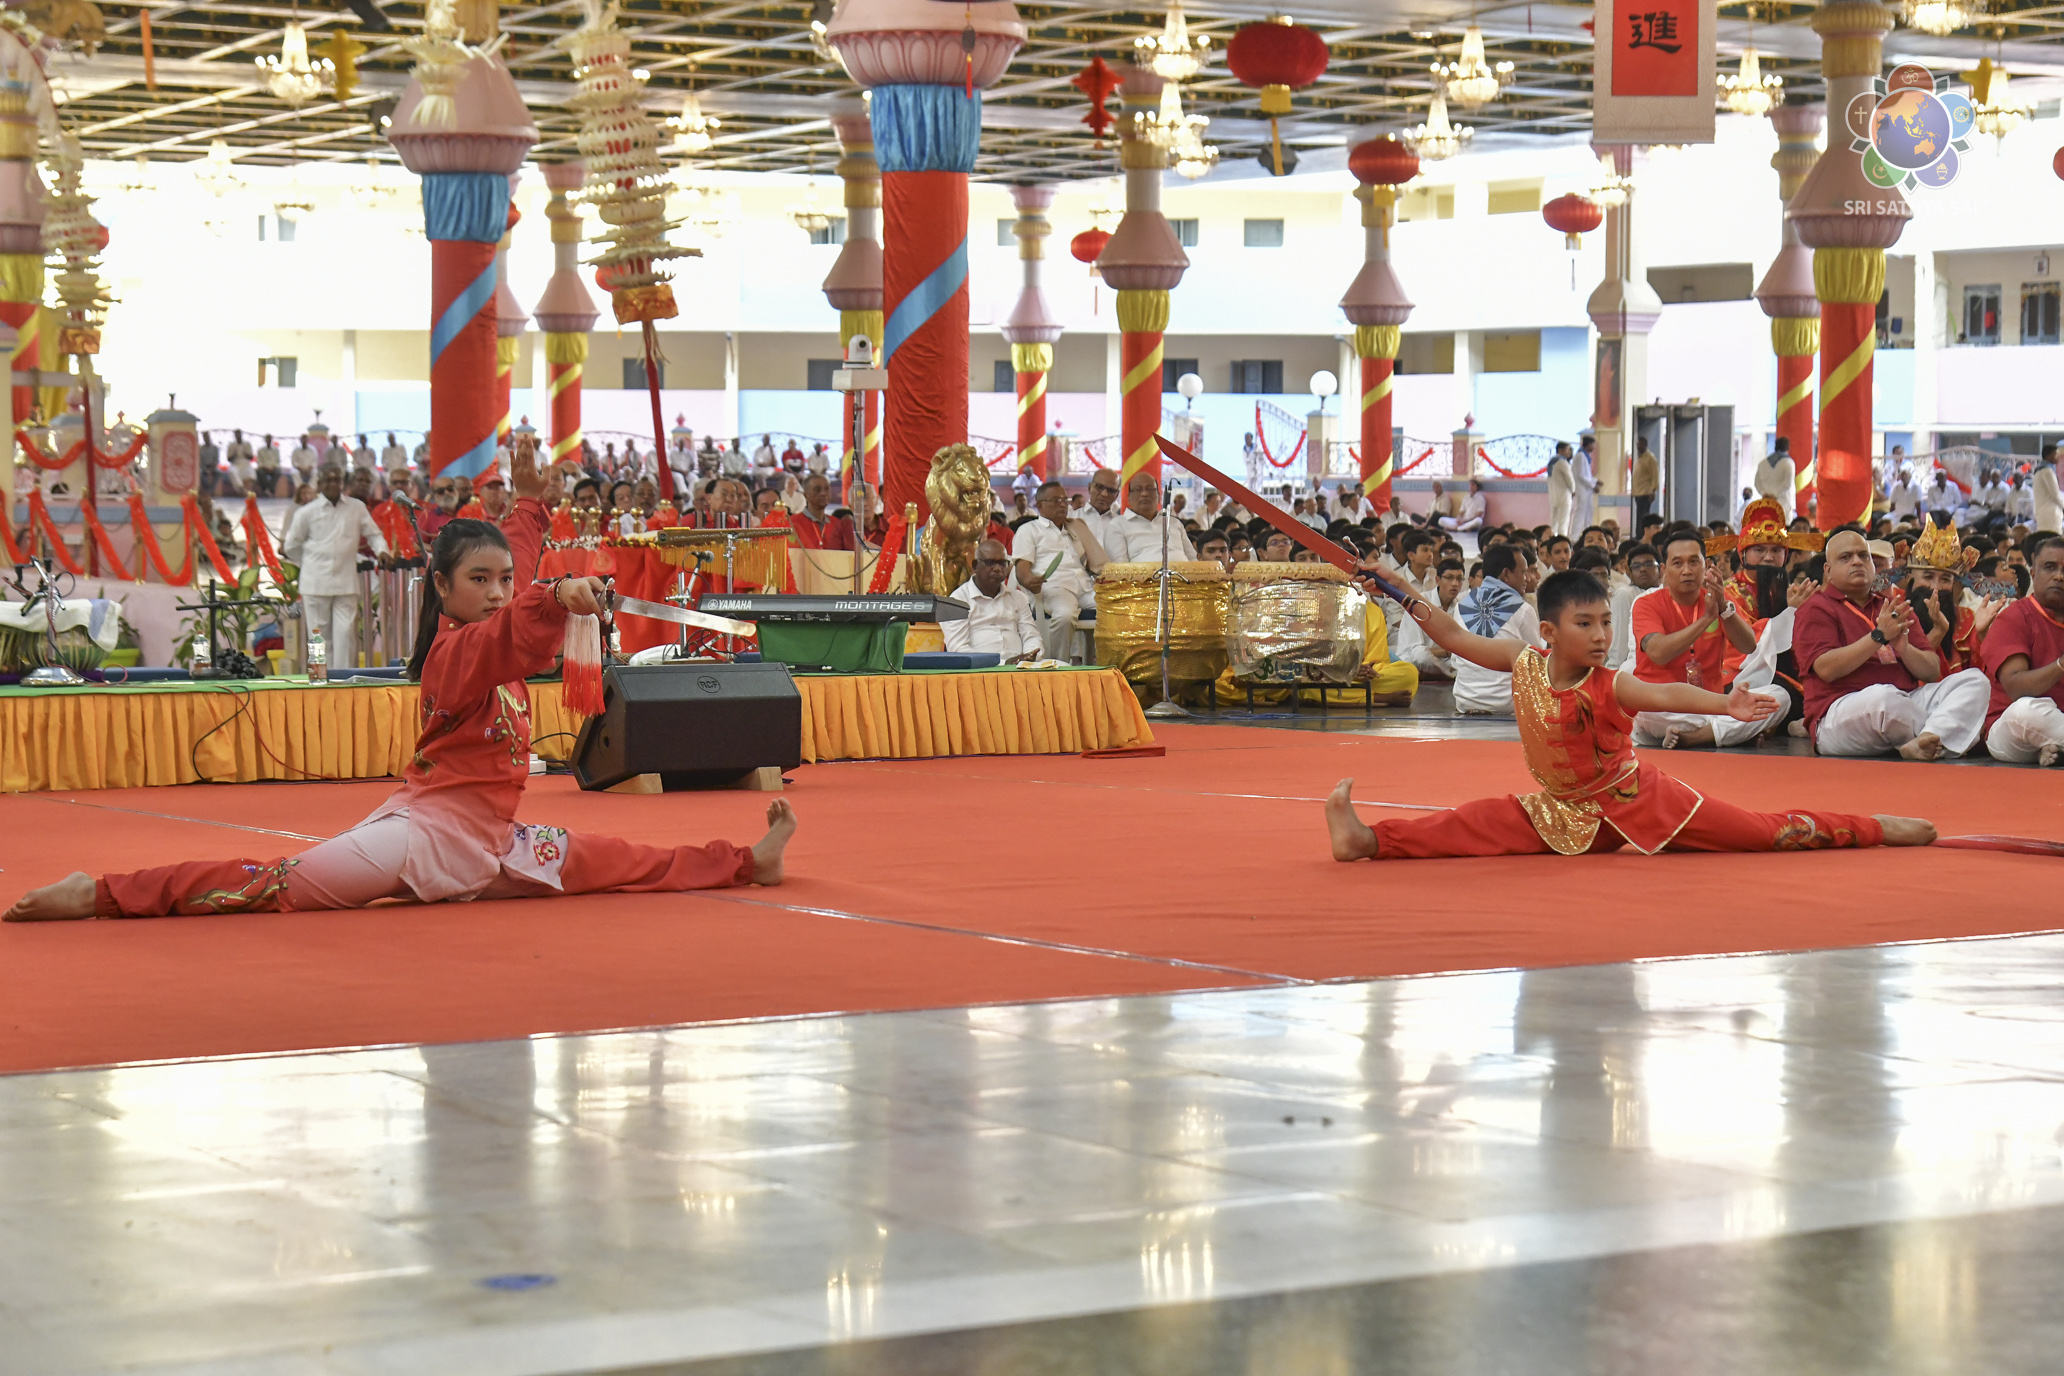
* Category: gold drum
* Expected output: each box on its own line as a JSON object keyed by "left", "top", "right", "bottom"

{"left": 1095, "top": 561, "right": 1231, "bottom": 688}
{"left": 1227, "top": 561, "right": 1365, "bottom": 684}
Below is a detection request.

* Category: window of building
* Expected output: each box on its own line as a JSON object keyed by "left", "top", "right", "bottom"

{"left": 810, "top": 218, "right": 847, "bottom": 246}
{"left": 1229, "top": 359, "right": 1283, "bottom": 393}
{"left": 807, "top": 359, "right": 841, "bottom": 391}
{"left": 2021, "top": 282, "right": 2060, "bottom": 345}
{"left": 1242, "top": 219, "right": 1284, "bottom": 248}
{"left": 1962, "top": 284, "right": 2002, "bottom": 345}
{"left": 1162, "top": 357, "right": 1199, "bottom": 390}
{"left": 1396, "top": 333, "right": 1454, "bottom": 376}
{"left": 997, "top": 217, "right": 1016, "bottom": 247}
{"left": 257, "top": 356, "right": 298, "bottom": 388}
{"left": 258, "top": 216, "right": 298, "bottom": 242}
{"left": 1170, "top": 218, "right": 1198, "bottom": 247}
{"left": 1647, "top": 263, "right": 1755, "bottom": 304}
{"left": 1486, "top": 182, "right": 1541, "bottom": 215}
{"left": 993, "top": 360, "right": 1015, "bottom": 392}
{"left": 1481, "top": 330, "right": 1542, "bottom": 373}
{"left": 623, "top": 358, "right": 665, "bottom": 389}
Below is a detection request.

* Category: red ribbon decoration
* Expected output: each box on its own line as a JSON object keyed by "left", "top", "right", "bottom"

{"left": 1253, "top": 403, "right": 1305, "bottom": 469}
{"left": 14, "top": 426, "right": 148, "bottom": 472}
{"left": 867, "top": 512, "right": 907, "bottom": 593}
{"left": 1474, "top": 445, "right": 1551, "bottom": 480}
{"left": 79, "top": 500, "right": 135, "bottom": 578}
{"left": 1, "top": 499, "right": 28, "bottom": 565}
{"left": 1347, "top": 443, "right": 1437, "bottom": 476}
{"left": 242, "top": 495, "right": 283, "bottom": 582}
{"left": 24, "top": 490, "right": 84, "bottom": 575}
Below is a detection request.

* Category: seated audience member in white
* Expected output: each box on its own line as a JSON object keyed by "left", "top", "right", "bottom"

{"left": 1450, "top": 544, "right": 1542, "bottom": 714}
{"left": 1011, "top": 480, "right": 1107, "bottom": 659}
{"left": 1104, "top": 470, "right": 1197, "bottom": 563}
{"left": 1398, "top": 556, "right": 1466, "bottom": 680}
{"left": 1984, "top": 533, "right": 2064, "bottom": 765}
{"left": 1606, "top": 541, "right": 1659, "bottom": 669}
{"left": 945, "top": 539, "right": 1043, "bottom": 663}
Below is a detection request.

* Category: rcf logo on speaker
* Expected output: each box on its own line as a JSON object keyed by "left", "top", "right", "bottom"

{"left": 697, "top": 676, "right": 722, "bottom": 693}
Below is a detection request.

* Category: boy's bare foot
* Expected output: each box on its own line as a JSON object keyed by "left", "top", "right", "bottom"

{"left": 1326, "top": 778, "right": 1379, "bottom": 861}
{"left": 1875, "top": 815, "right": 1937, "bottom": 847}
{"left": 750, "top": 799, "right": 797, "bottom": 885}
{"left": 1897, "top": 731, "right": 1946, "bottom": 762}
{"left": 4, "top": 872, "right": 97, "bottom": 922}
{"left": 1661, "top": 722, "right": 1715, "bottom": 749}
{"left": 2040, "top": 744, "right": 2061, "bottom": 768}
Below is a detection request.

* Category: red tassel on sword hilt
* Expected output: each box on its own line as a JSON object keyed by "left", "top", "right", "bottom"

{"left": 561, "top": 613, "right": 605, "bottom": 717}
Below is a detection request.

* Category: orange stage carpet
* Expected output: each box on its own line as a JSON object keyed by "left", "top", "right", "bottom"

{"left": 2, "top": 723, "right": 2059, "bottom": 1074}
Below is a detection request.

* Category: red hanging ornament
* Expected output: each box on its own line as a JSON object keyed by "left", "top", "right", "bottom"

{"left": 1542, "top": 192, "right": 1603, "bottom": 250}
{"left": 1348, "top": 134, "right": 1418, "bottom": 188}
{"left": 1226, "top": 18, "right": 1329, "bottom": 176}
{"left": 1070, "top": 227, "right": 1112, "bottom": 265}
{"left": 1072, "top": 56, "right": 1120, "bottom": 143}
{"left": 2054, "top": 145, "right": 2064, "bottom": 180}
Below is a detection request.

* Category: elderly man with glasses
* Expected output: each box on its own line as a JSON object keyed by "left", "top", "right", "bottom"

{"left": 943, "top": 539, "right": 1042, "bottom": 663}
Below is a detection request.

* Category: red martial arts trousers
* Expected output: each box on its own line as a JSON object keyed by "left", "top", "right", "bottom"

{"left": 1373, "top": 795, "right": 1884, "bottom": 860}
{"left": 94, "top": 820, "right": 753, "bottom": 919}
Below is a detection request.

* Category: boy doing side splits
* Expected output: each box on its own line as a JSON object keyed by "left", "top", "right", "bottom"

{"left": 1326, "top": 569, "right": 1936, "bottom": 862}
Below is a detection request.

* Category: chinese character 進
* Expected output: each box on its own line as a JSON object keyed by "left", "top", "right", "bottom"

{"left": 1627, "top": 11, "right": 1682, "bottom": 53}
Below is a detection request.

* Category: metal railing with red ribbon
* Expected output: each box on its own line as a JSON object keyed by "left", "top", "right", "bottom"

{"left": 14, "top": 425, "right": 148, "bottom": 472}
{"left": 1347, "top": 442, "right": 1439, "bottom": 476}
{"left": 1253, "top": 401, "right": 1305, "bottom": 469}
{"left": 970, "top": 436, "right": 1018, "bottom": 471}
{"left": 1473, "top": 434, "right": 1562, "bottom": 479}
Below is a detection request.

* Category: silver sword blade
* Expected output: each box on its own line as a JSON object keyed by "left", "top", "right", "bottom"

{"left": 610, "top": 594, "right": 759, "bottom": 640}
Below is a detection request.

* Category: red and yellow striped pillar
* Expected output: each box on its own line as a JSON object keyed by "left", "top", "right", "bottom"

{"left": 1355, "top": 326, "right": 1401, "bottom": 510}
{"left": 1773, "top": 317, "right": 1818, "bottom": 500}
{"left": 532, "top": 160, "right": 600, "bottom": 473}
{"left": 1812, "top": 250, "right": 1882, "bottom": 529}
{"left": 823, "top": 108, "right": 884, "bottom": 502}
{"left": 1001, "top": 183, "right": 1061, "bottom": 482}
{"left": 545, "top": 333, "right": 585, "bottom": 464}
{"left": 1013, "top": 343, "right": 1051, "bottom": 480}
{"left": 0, "top": 78, "right": 46, "bottom": 428}
{"left": 1116, "top": 291, "right": 1167, "bottom": 485}
{"left": 1097, "top": 67, "right": 1188, "bottom": 487}
{"left": 1756, "top": 102, "right": 1825, "bottom": 517}
{"left": 1341, "top": 157, "right": 1414, "bottom": 513}
{"left": 492, "top": 204, "right": 525, "bottom": 453}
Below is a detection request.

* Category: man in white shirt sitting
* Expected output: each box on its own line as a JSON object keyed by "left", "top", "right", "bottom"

{"left": 380, "top": 433, "right": 409, "bottom": 477}
{"left": 1606, "top": 540, "right": 1660, "bottom": 669}
{"left": 945, "top": 540, "right": 1042, "bottom": 663}
{"left": 1450, "top": 544, "right": 1543, "bottom": 714}
{"left": 1971, "top": 470, "right": 2009, "bottom": 533}
{"left": 1398, "top": 556, "right": 1465, "bottom": 680}
{"left": 283, "top": 465, "right": 387, "bottom": 669}
{"left": 289, "top": 433, "right": 319, "bottom": 489}
{"left": 1078, "top": 469, "right": 1122, "bottom": 553}
{"left": 1439, "top": 478, "right": 1488, "bottom": 535}
{"left": 1011, "top": 480, "right": 1107, "bottom": 659}
{"left": 1104, "top": 471, "right": 1197, "bottom": 564}
{"left": 1885, "top": 465, "right": 1921, "bottom": 524}
{"left": 1923, "top": 471, "right": 1965, "bottom": 525}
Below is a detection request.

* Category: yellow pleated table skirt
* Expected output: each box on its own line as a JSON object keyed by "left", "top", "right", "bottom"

{"left": 0, "top": 669, "right": 1154, "bottom": 793}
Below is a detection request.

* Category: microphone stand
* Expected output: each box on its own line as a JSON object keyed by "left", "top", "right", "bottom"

{"left": 1142, "top": 475, "right": 1192, "bottom": 721}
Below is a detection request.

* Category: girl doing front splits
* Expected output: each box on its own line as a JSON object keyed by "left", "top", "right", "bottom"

{"left": 6, "top": 438, "right": 795, "bottom": 923}
{"left": 1326, "top": 568, "right": 1936, "bottom": 862}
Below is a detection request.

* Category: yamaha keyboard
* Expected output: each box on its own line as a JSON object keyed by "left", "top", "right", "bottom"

{"left": 696, "top": 593, "right": 970, "bottom": 623}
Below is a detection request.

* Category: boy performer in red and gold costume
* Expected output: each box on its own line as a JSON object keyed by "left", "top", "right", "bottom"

{"left": 1325, "top": 569, "right": 1936, "bottom": 861}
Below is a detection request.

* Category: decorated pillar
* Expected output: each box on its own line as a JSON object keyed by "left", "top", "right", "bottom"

{"left": 1000, "top": 183, "right": 1061, "bottom": 481}
{"left": 828, "top": 0, "right": 1026, "bottom": 516}
{"left": 532, "top": 160, "right": 598, "bottom": 470}
{"left": 0, "top": 67, "right": 45, "bottom": 430}
{"left": 1342, "top": 134, "right": 1417, "bottom": 513}
{"left": 1789, "top": 1, "right": 1908, "bottom": 531}
{"left": 1755, "top": 102, "right": 1825, "bottom": 511}
{"left": 1097, "top": 65, "right": 1188, "bottom": 486}
{"left": 1585, "top": 147, "right": 1662, "bottom": 503}
{"left": 492, "top": 193, "right": 526, "bottom": 453}
{"left": 822, "top": 105, "right": 883, "bottom": 494}
{"left": 389, "top": 12, "right": 538, "bottom": 487}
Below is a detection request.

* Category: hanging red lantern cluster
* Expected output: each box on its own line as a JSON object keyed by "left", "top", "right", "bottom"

{"left": 1542, "top": 192, "right": 1603, "bottom": 249}
{"left": 1072, "top": 56, "right": 1120, "bottom": 143}
{"left": 1348, "top": 134, "right": 1418, "bottom": 188}
{"left": 1226, "top": 18, "right": 1328, "bottom": 177}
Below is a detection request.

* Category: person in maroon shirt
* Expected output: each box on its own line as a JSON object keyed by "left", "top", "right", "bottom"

{"left": 790, "top": 473, "right": 854, "bottom": 552}
{"left": 1984, "top": 533, "right": 2064, "bottom": 764}
{"left": 5, "top": 436, "right": 799, "bottom": 923}
{"left": 1793, "top": 528, "right": 1990, "bottom": 759}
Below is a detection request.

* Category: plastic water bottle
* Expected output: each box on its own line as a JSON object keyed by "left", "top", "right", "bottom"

{"left": 190, "top": 631, "right": 211, "bottom": 675}
{"left": 307, "top": 626, "right": 328, "bottom": 683}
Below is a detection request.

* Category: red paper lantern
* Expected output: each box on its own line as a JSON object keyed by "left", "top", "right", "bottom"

{"left": 593, "top": 264, "right": 625, "bottom": 293}
{"left": 1070, "top": 227, "right": 1111, "bottom": 264}
{"left": 1072, "top": 55, "right": 1120, "bottom": 142}
{"left": 1348, "top": 135, "right": 1418, "bottom": 188}
{"left": 1542, "top": 193, "right": 1603, "bottom": 249}
{"left": 1226, "top": 19, "right": 1328, "bottom": 177}
{"left": 2054, "top": 145, "right": 2064, "bottom": 180}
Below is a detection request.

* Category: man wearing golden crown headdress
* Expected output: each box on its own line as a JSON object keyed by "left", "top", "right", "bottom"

{"left": 1901, "top": 517, "right": 2008, "bottom": 679}
{"left": 1711, "top": 498, "right": 1824, "bottom": 688}
{"left": 1794, "top": 526, "right": 1993, "bottom": 760}
{"left": 1983, "top": 534, "right": 2064, "bottom": 765}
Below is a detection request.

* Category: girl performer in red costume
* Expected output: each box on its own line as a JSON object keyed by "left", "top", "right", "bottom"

{"left": 1326, "top": 569, "right": 1935, "bottom": 862}
{"left": 6, "top": 436, "right": 795, "bottom": 923}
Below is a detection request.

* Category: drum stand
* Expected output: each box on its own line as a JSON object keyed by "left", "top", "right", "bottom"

{"left": 1142, "top": 478, "right": 1191, "bottom": 721}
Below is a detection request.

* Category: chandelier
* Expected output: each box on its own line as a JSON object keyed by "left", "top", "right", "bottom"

{"left": 1136, "top": 0, "right": 1211, "bottom": 83}
{"left": 1904, "top": 0, "right": 1971, "bottom": 35}
{"left": 1432, "top": 26, "right": 1513, "bottom": 109}
{"left": 1590, "top": 151, "right": 1633, "bottom": 208}
{"left": 788, "top": 175, "right": 833, "bottom": 234}
{"left": 1718, "top": 46, "right": 1783, "bottom": 116}
{"left": 1969, "top": 58, "right": 2029, "bottom": 140}
{"left": 678, "top": 180, "right": 740, "bottom": 239}
{"left": 194, "top": 138, "right": 243, "bottom": 197}
{"left": 671, "top": 91, "right": 720, "bottom": 154}
{"left": 1403, "top": 89, "right": 1471, "bottom": 161}
{"left": 255, "top": 23, "right": 334, "bottom": 107}
{"left": 808, "top": 0, "right": 837, "bottom": 64}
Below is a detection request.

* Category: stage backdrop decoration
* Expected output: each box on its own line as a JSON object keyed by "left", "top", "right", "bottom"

{"left": 492, "top": 194, "right": 527, "bottom": 453}
{"left": 1342, "top": 133, "right": 1416, "bottom": 514}
{"left": 388, "top": 0, "right": 537, "bottom": 488}
{"left": 1226, "top": 17, "right": 1328, "bottom": 176}
{"left": 532, "top": 160, "right": 600, "bottom": 471}
{"left": 828, "top": 0, "right": 1027, "bottom": 520}
{"left": 999, "top": 184, "right": 1061, "bottom": 481}
{"left": 822, "top": 103, "right": 883, "bottom": 494}
{"left": 1097, "top": 64, "right": 1188, "bottom": 486}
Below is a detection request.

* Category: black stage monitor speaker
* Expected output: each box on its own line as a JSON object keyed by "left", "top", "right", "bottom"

{"left": 572, "top": 663, "right": 803, "bottom": 791}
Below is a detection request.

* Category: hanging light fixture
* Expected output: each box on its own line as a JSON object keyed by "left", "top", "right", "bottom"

{"left": 1968, "top": 53, "right": 2030, "bottom": 141}
{"left": 1590, "top": 150, "right": 1634, "bottom": 207}
{"left": 788, "top": 160, "right": 834, "bottom": 234}
{"left": 808, "top": 0, "right": 837, "bottom": 65}
{"left": 1719, "top": 47, "right": 1783, "bottom": 116}
{"left": 1136, "top": 0, "right": 1211, "bottom": 83}
{"left": 194, "top": 137, "right": 243, "bottom": 196}
{"left": 1432, "top": 26, "right": 1513, "bottom": 109}
{"left": 255, "top": 22, "right": 335, "bottom": 108}
{"left": 1402, "top": 88, "right": 1471, "bottom": 161}
{"left": 671, "top": 90, "right": 720, "bottom": 154}
{"left": 1903, "top": 0, "right": 1972, "bottom": 36}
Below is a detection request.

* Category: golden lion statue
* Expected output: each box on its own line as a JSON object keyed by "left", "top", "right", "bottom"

{"left": 915, "top": 443, "right": 990, "bottom": 595}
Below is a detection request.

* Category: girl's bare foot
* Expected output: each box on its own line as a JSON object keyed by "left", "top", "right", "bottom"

{"left": 750, "top": 799, "right": 797, "bottom": 885}
{"left": 1897, "top": 731, "right": 1946, "bottom": 762}
{"left": 1875, "top": 815, "right": 1937, "bottom": 847}
{"left": 4, "top": 873, "right": 97, "bottom": 922}
{"left": 1326, "top": 779, "right": 1379, "bottom": 861}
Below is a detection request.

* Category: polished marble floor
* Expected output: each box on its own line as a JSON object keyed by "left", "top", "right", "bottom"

{"left": 9, "top": 934, "right": 2064, "bottom": 1374}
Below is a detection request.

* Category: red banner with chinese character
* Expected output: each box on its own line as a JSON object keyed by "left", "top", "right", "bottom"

{"left": 1612, "top": 0, "right": 1697, "bottom": 96}
{"left": 1594, "top": 0, "right": 1715, "bottom": 144}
